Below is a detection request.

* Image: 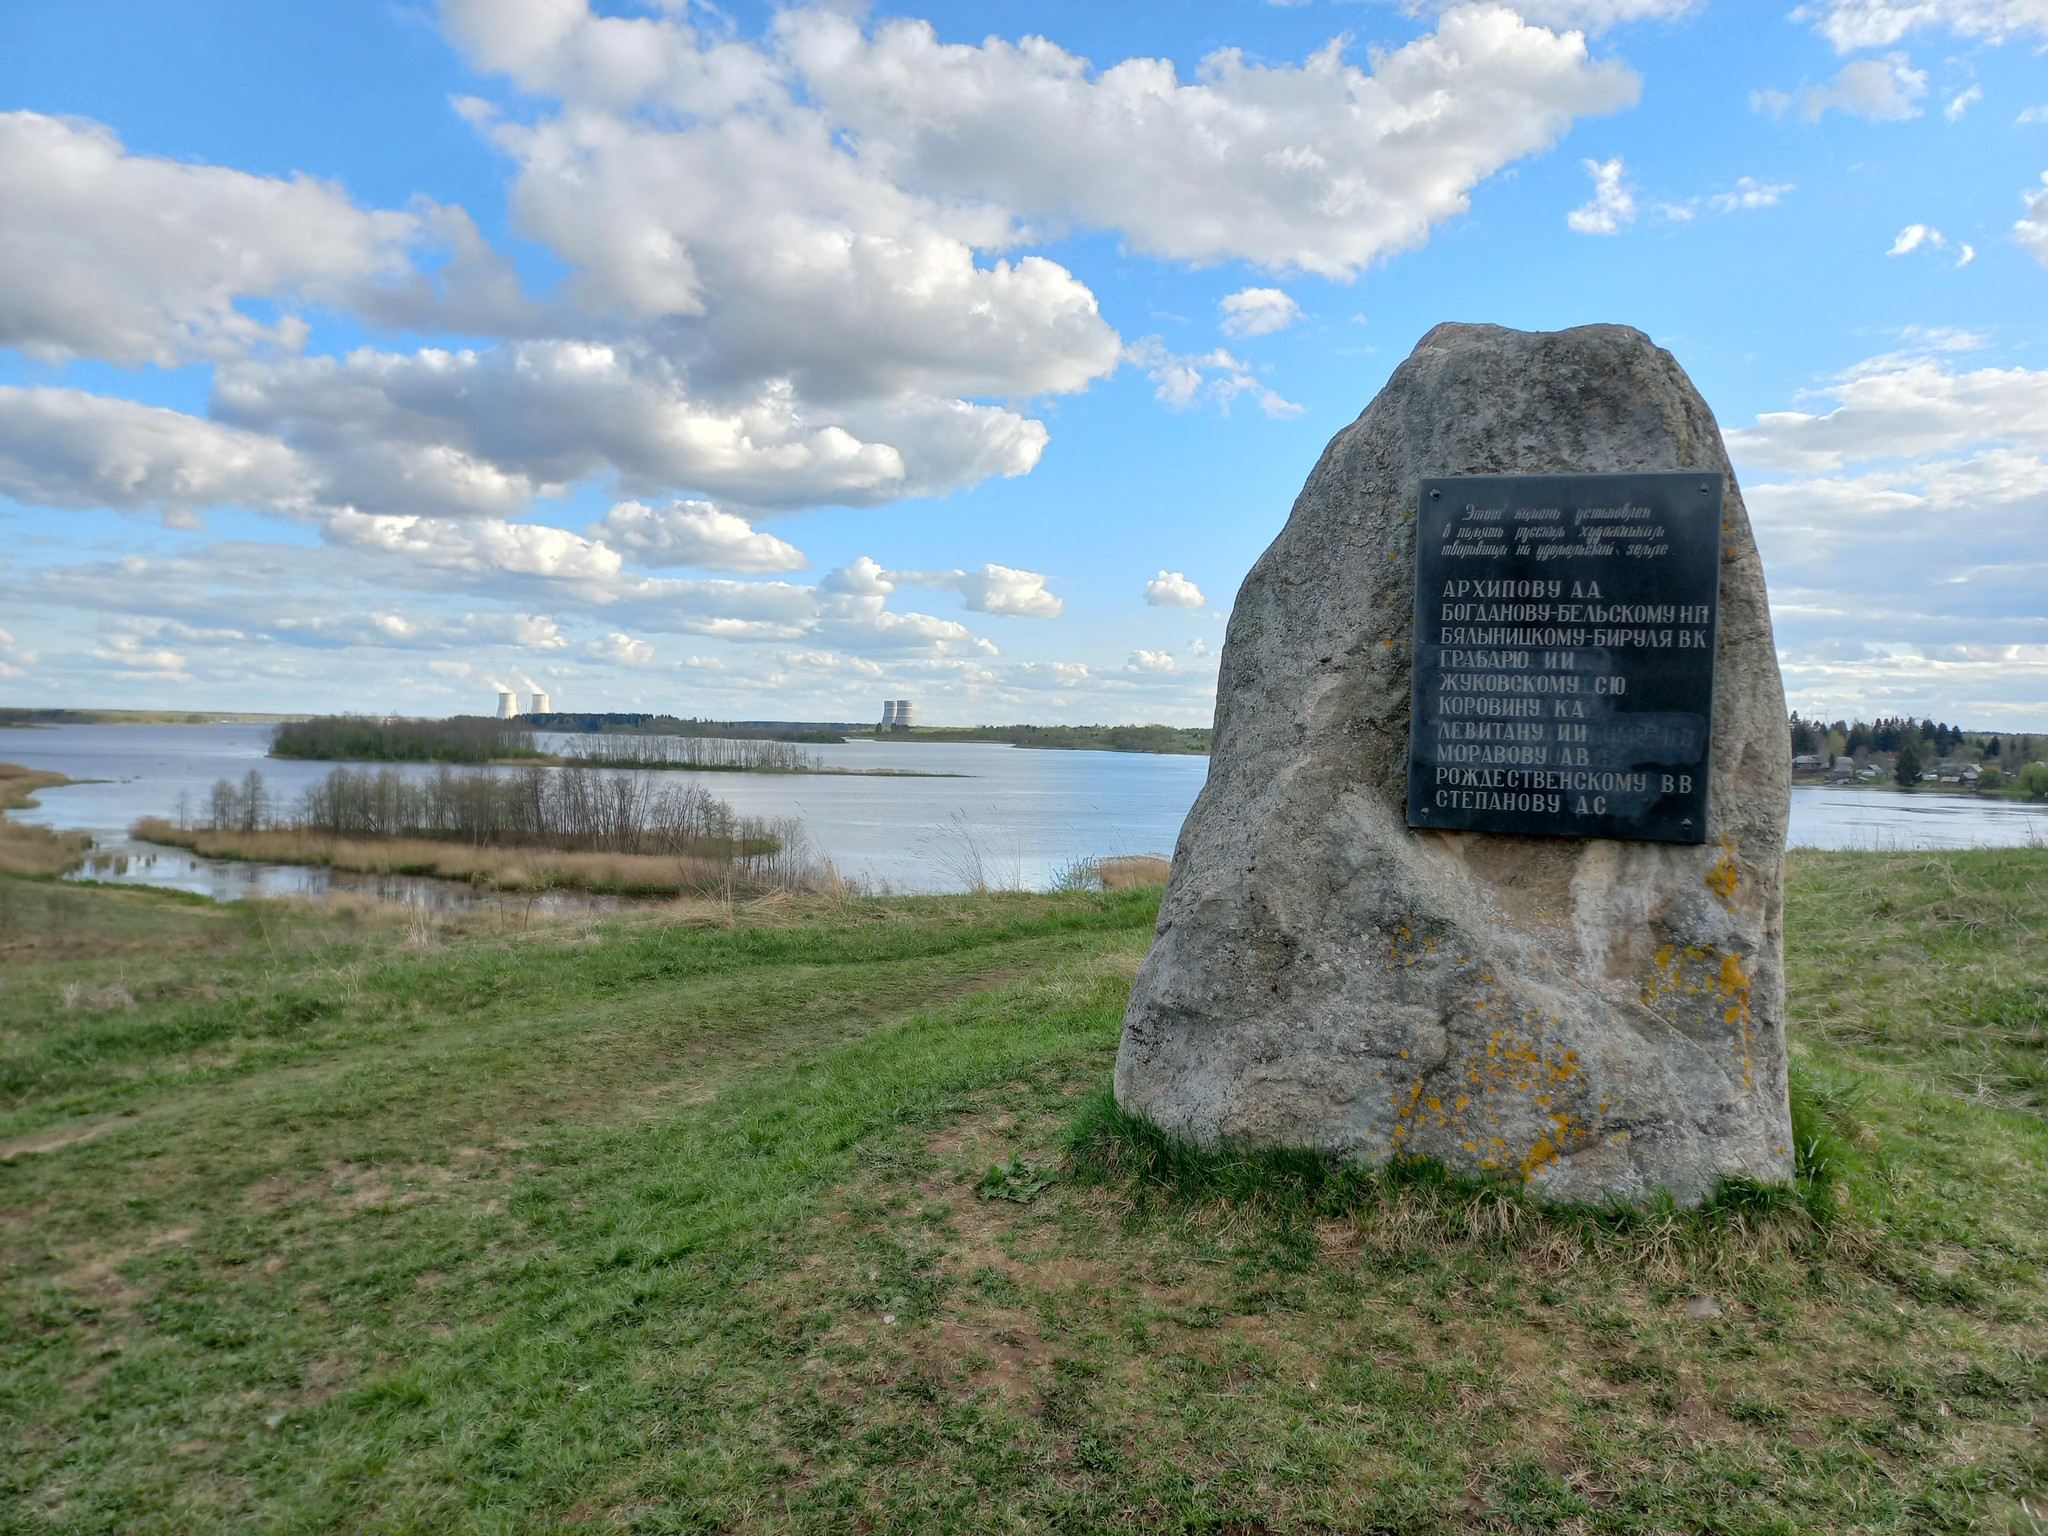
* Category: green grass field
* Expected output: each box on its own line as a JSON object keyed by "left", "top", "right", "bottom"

{"left": 1, "top": 851, "right": 2043, "bottom": 1534}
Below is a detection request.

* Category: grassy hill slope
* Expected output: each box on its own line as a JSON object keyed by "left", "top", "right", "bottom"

{"left": 0, "top": 852, "right": 2042, "bottom": 1533}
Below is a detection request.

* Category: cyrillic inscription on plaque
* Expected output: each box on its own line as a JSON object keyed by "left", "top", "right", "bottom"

{"left": 1407, "top": 472, "right": 1721, "bottom": 844}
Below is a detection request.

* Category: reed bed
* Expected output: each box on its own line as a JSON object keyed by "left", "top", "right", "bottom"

{"left": 0, "top": 820, "right": 93, "bottom": 878}
{"left": 131, "top": 822, "right": 775, "bottom": 897}
{"left": 0, "top": 762, "right": 93, "bottom": 876}
{"left": 1096, "top": 853, "right": 1172, "bottom": 889}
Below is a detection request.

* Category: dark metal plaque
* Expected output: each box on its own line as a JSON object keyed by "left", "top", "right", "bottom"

{"left": 1407, "top": 472, "right": 1722, "bottom": 844}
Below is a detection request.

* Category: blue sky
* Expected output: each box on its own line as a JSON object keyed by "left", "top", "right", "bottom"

{"left": 2, "top": 0, "right": 2044, "bottom": 727}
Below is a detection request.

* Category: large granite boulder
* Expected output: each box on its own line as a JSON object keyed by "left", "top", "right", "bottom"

{"left": 1116, "top": 322, "right": 1793, "bottom": 1206}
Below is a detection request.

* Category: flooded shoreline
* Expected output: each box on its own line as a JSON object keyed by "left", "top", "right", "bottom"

{"left": 69, "top": 835, "right": 632, "bottom": 914}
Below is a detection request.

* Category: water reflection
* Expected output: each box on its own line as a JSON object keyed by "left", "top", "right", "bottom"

{"left": 71, "top": 834, "right": 621, "bottom": 914}
{"left": 1786, "top": 785, "right": 2048, "bottom": 852}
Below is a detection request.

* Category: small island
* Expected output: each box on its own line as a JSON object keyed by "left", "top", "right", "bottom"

{"left": 268, "top": 716, "right": 962, "bottom": 777}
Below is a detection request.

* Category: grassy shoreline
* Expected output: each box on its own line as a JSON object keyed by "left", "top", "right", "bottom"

{"left": 0, "top": 850, "right": 2042, "bottom": 1532}
{"left": 129, "top": 817, "right": 773, "bottom": 897}
{"left": 0, "top": 762, "right": 92, "bottom": 876}
{"left": 1797, "top": 775, "right": 2048, "bottom": 804}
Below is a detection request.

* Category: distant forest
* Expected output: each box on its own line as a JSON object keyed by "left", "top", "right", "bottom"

{"left": 531, "top": 713, "right": 848, "bottom": 744}
{"left": 270, "top": 716, "right": 539, "bottom": 764}
{"left": 534, "top": 713, "right": 1213, "bottom": 754}
{"left": 902, "top": 724, "right": 1212, "bottom": 755}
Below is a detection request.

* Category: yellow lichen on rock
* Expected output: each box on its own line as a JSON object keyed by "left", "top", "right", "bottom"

{"left": 1641, "top": 942, "right": 1755, "bottom": 1092}
{"left": 1705, "top": 841, "right": 1739, "bottom": 905}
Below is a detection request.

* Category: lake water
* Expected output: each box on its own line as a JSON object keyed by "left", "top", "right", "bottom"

{"left": 3, "top": 722, "right": 2042, "bottom": 903}
{"left": 0, "top": 722, "right": 1208, "bottom": 899}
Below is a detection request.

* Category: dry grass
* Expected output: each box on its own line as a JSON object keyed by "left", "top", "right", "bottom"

{"left": 0, "top": 761, "right": 75, "bottom": 813}
{"left": 0, "top": 819, "right": 93, "bottom": 877}
{"left": 0, "top": 868, "right": 2042, "bottom": 1533}
{"left": 1097, "top": 854, "right": 1172, "bottom": 890}
{"left": 132, "top": 818, "right": 740, "bottom": 896}
{"left": 0, "top": 761, "right": 91, "bottom": 876}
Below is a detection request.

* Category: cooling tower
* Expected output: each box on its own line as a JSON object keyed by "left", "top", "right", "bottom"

{"left": 496, "top": 690, "right": 517, "bottom": 719}
{"left": 528, "top": 691, "right": 550, "bottom": 715}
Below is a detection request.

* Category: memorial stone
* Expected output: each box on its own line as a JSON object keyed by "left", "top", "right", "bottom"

{"left": 1116, "top": 322, "right": 1794, "bottom": 1205}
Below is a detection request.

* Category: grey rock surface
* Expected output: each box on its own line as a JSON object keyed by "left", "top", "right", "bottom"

{"left": 1115, "top": 322, "right": 1793, "bottom": 1205}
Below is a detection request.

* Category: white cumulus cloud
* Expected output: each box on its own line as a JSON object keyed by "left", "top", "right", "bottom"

{"left": 1218, "top": 288, "right": 1300, "bottom": 338}
{"left": 212, "top": 342, "right": 1044, "bottom": 514}
{"left": 0, "top": 111, "right": 524, "bottom": 367}
{"left": 892, "top": 564, "right": 1064, "bottom": 618}
{"left": 2018, "top": 172, "right": 2048, "bottom": 262}
{"left": 0, "top": 626, "right": 35, "bottom": 680}
{"left": 1796, "top": 0, "right": 2048, "bottom": 51}
{"left": 1125, "top": 339, "right": 1302, "bottom": 417}
{"left": 777, "top": 4, "right": 1640, "bottom": 278}
{"left": 0, "top": 386, "right": 311, "bottom": 526}
{"left": 1752, "top": 55, "right": 1927, "bottom": 120}
{"left": 1887, "top": 222, "right": 1947, "bottom": 255}
{"left": 322, "top": 511, "right": 624, "bottom": 581}
{"left": 1473, "top": 0, "right": 1698, "bottom": 24}
{"left": 593, "top": 500, "right": 807, "bottom": 573}
{"left": 1726, "top": 353, "right": 2048, "bottom": 472}
{"left": 589, "top": 631, "right": 656, "bottom": 666}
{"left": 1567, "top": 157, "right": 1635, "bottom": 234}
{"left": 1144, "top": 570, "right": 1207, "bottom": 609}
{"left": 1729, "top": 344, "right": 2048, "bottom": 723}
{"left": 0, "top": 1, "right": 1656, "bottom": 559}
{"left": 1707, "top": 177, "right": 1794, "bottom": 212}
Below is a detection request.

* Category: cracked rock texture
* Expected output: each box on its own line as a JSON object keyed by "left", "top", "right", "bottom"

{"left": 1115, "top": 322, "right": 1793, "bottom": 1205}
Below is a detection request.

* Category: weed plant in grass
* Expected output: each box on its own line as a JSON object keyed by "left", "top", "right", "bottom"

{"left": 0, "top": 850, "right": 2043, "bottom": 1533}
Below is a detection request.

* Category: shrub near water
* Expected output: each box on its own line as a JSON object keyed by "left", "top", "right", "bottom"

{"left": 140, "top": 763, "right": 822, "bottom": 894}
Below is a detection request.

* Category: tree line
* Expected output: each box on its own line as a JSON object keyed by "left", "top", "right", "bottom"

{"left": 1789, "top": 714, "right": 2041, "bottom": 767}
{"left": 532, "top": 712, "right": 847, "bottom": 744}
{"left": 900, "top": 723, "right": 1213, "bottom": 755}
{"left": 1787, "top": 714, "right": 2048, "bottom": 796}
{"left": 271, "top": 716, "right": 539, "bottom": 764}
{"left": 560, "top": 735, "right": 819, "bottom": 772}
